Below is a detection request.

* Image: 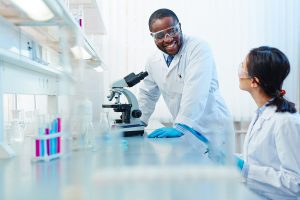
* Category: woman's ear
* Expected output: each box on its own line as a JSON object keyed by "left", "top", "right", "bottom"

{"left": 250, "top": 77, "right": 260, "bottom": 88}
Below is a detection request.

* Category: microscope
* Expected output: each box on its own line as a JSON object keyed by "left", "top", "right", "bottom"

{"left": 102, "top": 71, "right": 148, "bottom": 137}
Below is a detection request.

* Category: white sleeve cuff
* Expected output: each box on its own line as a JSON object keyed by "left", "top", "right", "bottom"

{"left": 175, "top": 115, "right": 198, "bottom": 130}
{"left": 242, "top": 163, "right": 249, "bottom": 178}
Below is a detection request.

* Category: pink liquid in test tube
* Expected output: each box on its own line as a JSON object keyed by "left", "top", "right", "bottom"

{"left": 57, "top": 118, "right": 61, "bottom": 132}
{"left": 35, "top": 140, "right": 40, "bottom": 157}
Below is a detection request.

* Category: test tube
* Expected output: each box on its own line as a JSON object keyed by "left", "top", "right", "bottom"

{"left": 39, "top": 127, "right": 45, "bottom": 156}
{"left": 35, "top": 139, "right": 40, "bottom": 157}
{"left": 46, "top": 128, "right": 50, "bottom": 155}
{"left": 57, "top": 117, "right": 61, "bottom": 153}
{"left": 78, "top": 5, "right": 84, "bottom": 28}
{"left": 50, "top": 119, "right": 56, "bottom": 155}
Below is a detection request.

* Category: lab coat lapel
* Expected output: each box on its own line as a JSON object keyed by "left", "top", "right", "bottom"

{"left": 244, "top": 115, "right": 257, "bottom": 157}
{"left": 244, "top": 106, "right": 276, "bottom": 159}
{"left": 248, "top": 106, "right": 276, "bottom": 143}
{"left": 166, "top": 54, "right": 182, "bottom": 77}
{"left": 255, "top": 106, "right": 276, "bottom": 130}
{"left": 168, "top": 55, "right": 180, "bottom": 70}
{"left": 250, "top": 115, "right": 264, "bottom": 135}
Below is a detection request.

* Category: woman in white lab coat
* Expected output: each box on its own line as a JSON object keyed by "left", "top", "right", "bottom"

{"left": 237, "top": 46, "right": 300, "bottom": 199}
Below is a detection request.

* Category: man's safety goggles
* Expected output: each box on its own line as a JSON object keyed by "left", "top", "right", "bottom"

{"left": 150, "top": 23, "right": 181, "bottom": 41}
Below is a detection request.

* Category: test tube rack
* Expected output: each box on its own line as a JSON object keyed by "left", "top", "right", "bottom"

{"left": 32, "top": 133, "right": 62, "bottom": 161}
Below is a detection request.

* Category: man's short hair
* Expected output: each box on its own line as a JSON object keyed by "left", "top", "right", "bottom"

{"left": 148, "top": 8, "right": 179, "bottom": 31}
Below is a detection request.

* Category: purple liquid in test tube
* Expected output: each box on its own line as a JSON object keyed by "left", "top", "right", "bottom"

{"left": 57, "top": 118, "right": 61, "bottom": 153}
{"left": 45, "top": 128, "right": 50, "bottom": 155}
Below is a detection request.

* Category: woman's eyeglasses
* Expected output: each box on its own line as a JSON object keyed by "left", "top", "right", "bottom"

{"left": 238, "top": 62, "right": 251, "bottom": 79}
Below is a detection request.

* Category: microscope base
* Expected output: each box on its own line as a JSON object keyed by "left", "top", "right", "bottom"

{"left": 113, "top": 124, "right": 144, "bottom": 137}
{"left": 123, "top": 130, "right": 144, "bottom": 137}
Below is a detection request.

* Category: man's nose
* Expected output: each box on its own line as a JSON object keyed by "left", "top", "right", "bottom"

{"left": 163, "top": 33, "right": 173, "bottom": 42}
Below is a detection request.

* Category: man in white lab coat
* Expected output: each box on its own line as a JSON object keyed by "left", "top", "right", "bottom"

{"left": 138, "top": 8, "right": 231, "bottom": 156}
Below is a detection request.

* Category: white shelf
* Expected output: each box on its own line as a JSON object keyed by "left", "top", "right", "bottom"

{"left": 0, "top": 48, "right": 62, "bottom": 76}
{"left": 0, "top": 0, "right": 105, "bottom": 68}
{"left": 45, "top": 0, "right": 103, "bottom": 65}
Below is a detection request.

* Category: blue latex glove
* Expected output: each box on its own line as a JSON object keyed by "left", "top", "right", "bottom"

{"left": 235, "top": 156, "right": 245, "bottom": 171}
{"left": 148, "top": 127, "right": 183, "bottom": 138}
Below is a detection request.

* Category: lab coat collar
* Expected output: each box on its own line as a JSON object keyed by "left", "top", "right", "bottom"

{"left": 151, "top": 53, "right": 162, "bottom": 63}
{"left": 260, "top": 105, "right": 276, "bottom": 120}
{"left": 167, "top": 54, "right": 181, "bottom": 71}
{"left": 249, "top": 106, "right": 276, "bottom": 135}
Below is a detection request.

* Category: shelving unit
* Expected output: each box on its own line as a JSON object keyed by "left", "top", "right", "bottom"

{"left": 0, "top": 0, "right": 106, "bottom": 158}
{"left": 0, "top": 0, "right": 105, "bottom": 69}
{"left": 0, "top": 48, "right": 62, "bottom": 76}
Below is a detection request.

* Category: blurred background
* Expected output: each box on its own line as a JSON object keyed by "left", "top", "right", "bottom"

{"left": 2, "top": 0, "right": 299, "bottom": 152}
{"left": 0, "top": 0, "right": 299, "bottom": 199}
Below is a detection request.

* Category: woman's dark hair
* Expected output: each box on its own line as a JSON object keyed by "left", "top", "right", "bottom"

{"left": 246, "top": 46, "right": 296, "bottom": 113}
{"left": 148, "top": 8, "right": 179, "bottom": 31}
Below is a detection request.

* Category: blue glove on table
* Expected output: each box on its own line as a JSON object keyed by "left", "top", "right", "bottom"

{"left": 148, "top": 127, "right": 183, "bottom": 138}
{"left": 235, "top": 156, "right": 245, "bottom": 171}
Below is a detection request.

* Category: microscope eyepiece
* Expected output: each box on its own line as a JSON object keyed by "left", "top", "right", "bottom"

{"left": 138, "top": 71, "right": 148, "bottom": 79}
{"left": 124, "top": 71, "right": 148, "bottom": 87}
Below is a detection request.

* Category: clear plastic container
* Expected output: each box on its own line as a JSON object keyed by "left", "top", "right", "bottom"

{"left": 70, "top": 98, "right": 95, "bottom": 150}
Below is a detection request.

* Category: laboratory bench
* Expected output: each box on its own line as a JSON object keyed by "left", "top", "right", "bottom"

{"left": 0, "top": 122, "right": 262, "bottom": 200}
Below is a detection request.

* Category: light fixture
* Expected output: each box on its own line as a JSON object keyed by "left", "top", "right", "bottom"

{"left": 10, "top": 0, "right": 54, "bottom": 21}
{"left": 70, "top": 46, "right": 92, "bottom": 60}
{"left": 94, "top": 66, "right": 104, "bottom": 73}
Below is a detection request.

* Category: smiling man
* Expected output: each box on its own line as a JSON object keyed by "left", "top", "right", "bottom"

{"left": 139, "top": 8, "right": 231, "bottom": 157}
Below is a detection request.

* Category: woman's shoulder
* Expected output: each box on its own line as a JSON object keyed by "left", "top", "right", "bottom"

{"left": 271, "top": 108, "right": 300, "bottom": 129}
{"left": 273, "top": 107, "right": 299, "bottom": 119}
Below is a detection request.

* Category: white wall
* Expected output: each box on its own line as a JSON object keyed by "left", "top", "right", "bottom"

{"left": 0, "top": 61, "right": 4, "bottom": 142}
{"left": 100, "top": 0, "right": 300, "bottom": 122}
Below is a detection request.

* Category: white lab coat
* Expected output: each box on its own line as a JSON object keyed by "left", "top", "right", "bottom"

{"left": 139, "top": 35, "right": 231, "bottom": 149}
{"left": 242, "top": 105, "right": 300, "bottom": 200}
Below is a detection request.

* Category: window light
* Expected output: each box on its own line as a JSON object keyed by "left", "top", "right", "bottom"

{"left": 10, "top": 0, "right": 54, "bottom": 21}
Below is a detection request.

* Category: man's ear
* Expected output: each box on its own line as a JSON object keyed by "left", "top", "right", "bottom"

{"left": 250, "top": 77, "right": 260, "bottom": 88}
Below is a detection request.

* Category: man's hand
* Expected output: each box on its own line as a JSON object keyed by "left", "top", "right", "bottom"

{"left": 235, "top": 156, "right": 245, "bottom": 171}
{"left": 148, "top": 127, "right": 183, "bottom": 138}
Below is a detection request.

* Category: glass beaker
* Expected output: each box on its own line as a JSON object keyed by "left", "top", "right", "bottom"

{"left": 99, "top": 112, "right": 110, "bottom": 135}
{"left": 9, "top": 120, "right": 24, "bottom": 143}
{"left": 70, "top": 98, "right": 95, "bottom": 150}
{"left": 9, "top": 109, "right": 25, "bottom": 143}
{"left": 80, "top": 121, "right": 95, "bottom": 149}
{"left": 93, "top": 112, "right": 111, "bottom": 150}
